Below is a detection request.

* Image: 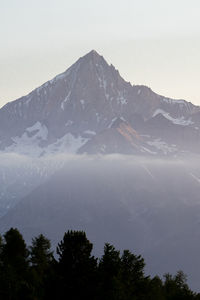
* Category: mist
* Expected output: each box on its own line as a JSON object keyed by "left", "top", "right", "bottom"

{"left": 0, "top": 152, "right": 200, "bottom": 290}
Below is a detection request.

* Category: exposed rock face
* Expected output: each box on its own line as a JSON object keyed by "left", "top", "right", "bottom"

{"left": 79, "top": 118, "right": 147, "bottom": 155}
{"left": 0, "top": 49, "right": 200, "bottom": 156}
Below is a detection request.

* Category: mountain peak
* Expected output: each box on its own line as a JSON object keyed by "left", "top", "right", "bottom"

{"left": 84, "top": 49, "right": 101, "bottom": 58}
{"left": 1, "top": 50, "right": 200, "bottom": 157}
{"left": 79, "top": 49, "right": 107, "bottom": 65}
{"left": 89, "top": 49, "right": 99, "bottom": 55}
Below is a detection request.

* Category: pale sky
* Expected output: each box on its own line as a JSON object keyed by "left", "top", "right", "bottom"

{"left": 1, "top": 0, "right": 200, "bottom": 107}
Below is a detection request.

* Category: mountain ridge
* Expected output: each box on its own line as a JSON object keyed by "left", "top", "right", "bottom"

{"left": 1, "top": 50, "right": 200, "bottom": 156}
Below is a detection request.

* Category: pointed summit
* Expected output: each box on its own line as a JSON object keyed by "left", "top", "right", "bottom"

{"left": 86, "top": 49, "right": 100, "bottom": 56}
{"left": 0, "top": 50, "right": 199, "bottom": 156}
{"left": 79, "top": 49, "right": 107, "bottom": 67}
{"left": 82, "top": 49, "right": 102, "bottom": 59}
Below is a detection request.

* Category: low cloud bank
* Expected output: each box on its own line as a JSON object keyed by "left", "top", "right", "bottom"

{"left": 0, "top": 152, "right": 200, "bottom": 290}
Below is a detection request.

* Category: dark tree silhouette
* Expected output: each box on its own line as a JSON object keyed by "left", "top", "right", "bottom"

{"left": 30, "top": 234, "right": 54, "bottom": 300}
{"left": 56, "top": 230, "right": 97, "bottom": 299}
{"left": 0, "top": 227, "right": 199, "bottom": 300}
{"left": 0, "top": 228, "right": 31, "bottom": 300}
{"left": 119, "top": 249, "right": 148, "bottom": 299}
{"left": 98, "top": 243, "right": 122, "bottom": 300}
{"left": 163, "top": 271, "right": 195, "bottom": 300}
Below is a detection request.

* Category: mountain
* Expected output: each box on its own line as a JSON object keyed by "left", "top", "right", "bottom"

{"left": 1, "top": 50, "right": 200, "bottom": 291}
{"left": 1, "top": 50, "right": 200, "bottom": 156}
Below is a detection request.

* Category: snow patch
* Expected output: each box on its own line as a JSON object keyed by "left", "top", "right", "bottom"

{"left": 162, "top": 98, "right": 193, "bottom": 113}
{"left": 108, "top": 117, "right": 126, "bottom": 128}
{"left": 119, "top": 96, "right": 127, "bottom": 105}
{"left": 5, "top": 130, "right": 88, "bottom": 157}
{"left": 61, "top": 91, "right": 71, "bottom": 110}
{"left": 162, "top": 98, "right": 187, "bottom": 105}
{"left": 147, "top": 139, "right": 177, "bottom": 154}
{"left": 5, "top": 122, "right": 48, "bottom": 156}
{"left": 96, "top": 113, "right": 100, "bottom": 123}
{"left": 84, "top": 130, "right": 96, "bottom": 135}
{"left": 108, "top": 117, "right": 117, "bottom": 128}
{"left": 65, "top": 120, "right": 73, "bottom": 127}
{"left": 117, "top": 91, "right": 127, "bottom": 105}
{"left": 26, "top": 122, "right": 47, "bottom": 134}
{"left": 80, "top": 99, "right": 85, "bottom": 109}
{"left": 46, "top": 134, "right": 88, "bottom": 154}
{"left": 140, "top": 146, "right": 157, "bottom": 155}
{"left": 153, "top": 109, "right": 193, "bottom": 126}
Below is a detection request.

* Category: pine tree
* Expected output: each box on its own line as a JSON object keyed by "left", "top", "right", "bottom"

{"left": 98, "top": 243, "right": 122, "bottom": 300}
{"left": 146, "top": 276, "right": 165, "bottom": 300}
{"left": 56, "top": 230, "right": 97, "bottom": 300}
{"left": 30, "top": 234, "right": 54, "bottom": 299}
{"left": 0, "top": 228, "right": 31, "bottom": 300}
{"left": 0, "top": 234, "right": 5, "bottom": 298}
{"left": 163, "top": 271, "right": 195, "bottom": 300}
{"left": 119, "top": 249, "right": 147, "bottom": 299}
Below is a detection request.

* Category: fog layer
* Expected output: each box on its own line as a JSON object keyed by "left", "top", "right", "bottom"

{"left": 0, "top": 153, "right": 200, "bottom": 290}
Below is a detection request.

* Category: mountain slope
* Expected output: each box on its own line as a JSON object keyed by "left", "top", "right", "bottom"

{"left": 1, "top": 156, "right": 200, "bottom": 290}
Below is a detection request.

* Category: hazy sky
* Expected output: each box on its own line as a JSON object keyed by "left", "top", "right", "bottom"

{"left": 1, "top": 0, "right": 200, "bottom": 107}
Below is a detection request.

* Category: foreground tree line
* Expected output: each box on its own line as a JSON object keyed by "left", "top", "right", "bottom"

{"left": 0, "top": 228, "right": 199, "bottom": 300}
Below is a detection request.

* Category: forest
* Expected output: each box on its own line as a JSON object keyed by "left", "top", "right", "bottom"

{"left": 0, "top": 228, "right": 199, "bottom": 300}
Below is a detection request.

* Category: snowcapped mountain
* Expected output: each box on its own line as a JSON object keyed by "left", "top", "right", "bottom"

{"left": 1, "top": 50, "right": 200, "bottom": 292}
{"left": 1, "top": 49, "right": 200, "bottom": 156}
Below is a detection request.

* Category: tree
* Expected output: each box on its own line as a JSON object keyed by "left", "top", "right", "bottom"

{"left": 119, "top": 249, "right": 148, "bottom": 299}
{"left": 30, "top": 234, "right": 54, "bottom": 299}
{"left": 0, "top": 234, "right": 5, "bottom": 298}
{"left": 0, "top": 234, "right": 4, "bottom": 268}
{"left": 98, "top": 243, "right": 122, "bottom": 300}
{"left": 120, "top": 249, "right": 145, "bottom": 282}
{"left": 0, "top": 234, "right": 3, "bottom": 254}
{"left": 0, "top": 228, "right": 31, "bottom": 300}
{"left": 146, "top": 276, "right": 165, "bottom": 300}
{"left": 30, "top": 234, "right": 53, "bottom": 271}
{"left": 163, "top": 271, "right": 195, "bottom": 300}
{"left": 56, "top": 230, "right": 97, "bottom": 299}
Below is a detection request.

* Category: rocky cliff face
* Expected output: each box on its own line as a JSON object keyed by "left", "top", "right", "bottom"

{"left": 0, "top": 50, "right": 199, "bottom": 156}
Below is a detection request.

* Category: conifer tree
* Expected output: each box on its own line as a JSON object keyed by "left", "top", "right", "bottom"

{"left": 0, "top": 228, "right": 31, "bottom": 300}
{"left": 30, "top": 234, "right": 54, "bottom": 299}
{"left": 98, "top": 243, "right": 122, "bottom": 300}
{"left": 56, "top": 230, "right": 97, "bottom": 299}
{"left": 119, "top": 249, "right": 147, "bottom": 299}
{"left": 163, "top": 271, "right": 195, "bottom": 300}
